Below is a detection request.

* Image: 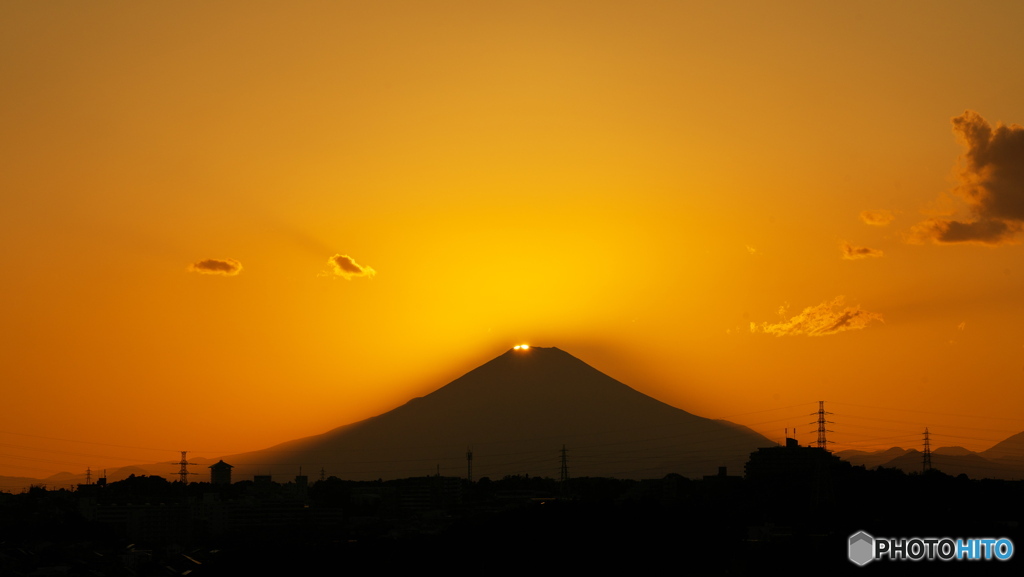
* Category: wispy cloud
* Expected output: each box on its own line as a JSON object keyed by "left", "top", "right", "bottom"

{"left": 325, "top": 254, "right": 376, "bottom": 279}
{"left": 750, "top": 296, "right": 883, "bottom": 337}
{"left": 860, "top": 210, "right": 895, "bottom": 226}
{"left": 188, "top": 258, "right": 243, "bottom": 276}
{"left": 840, "top": 241, "right": 883, "bottom": 260}
{"left": 913, "top": 111, "right": 1024, "bottom": 245}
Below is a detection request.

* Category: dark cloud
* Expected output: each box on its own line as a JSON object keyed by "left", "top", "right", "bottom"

{"left": 326, "top": 254, "right": 375, "bottom": 279}
{"left": 750, "top": 297, "right": 883, "bottom": 337}
{"left": 914, "top": 111, "right": 1024, "bottom": 245}
{"left": 840, "top": 241, "right": 883, "bottom": 260}
{"left": 188, "top": 258, "right": 243, "bottom": 276}
{"left": 912, "top": 217, "right": 1018, "bottom": 245}
{"left": 860, "top": 210, "right": 894, "bottom": 226}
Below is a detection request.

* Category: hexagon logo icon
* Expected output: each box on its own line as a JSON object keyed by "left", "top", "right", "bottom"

{"left": 849, "top": 531, "right": 875, "bottom": 566}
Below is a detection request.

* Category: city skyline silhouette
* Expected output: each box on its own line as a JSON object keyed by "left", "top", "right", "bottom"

{"left": 3, "top": 345, "right": 1023, "bottom": 492}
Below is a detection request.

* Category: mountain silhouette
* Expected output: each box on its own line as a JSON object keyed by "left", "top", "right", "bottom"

{"left": 836, "top": 431, "right": 1024, "bottom": 480}
{"left": 223, "top": 347, "right": 772, "bottom": 480}
{"left": 870, "top": 449, "right": 1024, "bottom": 480}
{"left": 982, "top": 431, "right": 1024, "bottom": 461}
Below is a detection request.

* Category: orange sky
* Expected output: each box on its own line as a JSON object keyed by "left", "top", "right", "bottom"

{"left": 3, "top": 1, "right": 1024, "bottom": 482}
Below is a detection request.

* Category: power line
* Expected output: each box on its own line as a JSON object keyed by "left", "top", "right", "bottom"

{"left": 811, "top": 401, "right": 833, "bottom": 451}
{"left": 171, "top": 451, "right": 197, "bottom": 484}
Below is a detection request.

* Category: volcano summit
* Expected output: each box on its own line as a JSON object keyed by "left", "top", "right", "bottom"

{"left": 225, "top": 347, "right": 772, "bottom": 480}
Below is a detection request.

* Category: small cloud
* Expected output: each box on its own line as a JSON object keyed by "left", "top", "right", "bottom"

{"left": 750, "top": 296, "right": 883, "bottom": 337}
{"left": 840, "top": 241, "right": 884, "bottom": 260}
{"left": 860, "top": 210, "right": 895, "bottom": 226}
{"left": 913, "top": 111, "right": 1024, "bottom": 245}
{"left": 957, "top": 321, "right": 966, "bottom": 331}
{"left": 745, "top": 245, "right": 759, "bottom": 256}
{"left": 188, "top": 258, "right": 243, "bottom": 276}
{"left": 325, "top": 254, "right": 376, "bottom": 279}
{"left": 911, "top": 217, "right": 1018, "bottom": 245}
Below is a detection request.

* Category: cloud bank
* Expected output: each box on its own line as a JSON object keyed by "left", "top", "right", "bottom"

{"left": 840, "top": 241, "right": 883, "bottom": 260}
{"left": 914, "top": 111, "right": 1024, "bottom": 245}
{"left": 750, "top": 296, "right": 883, "bottom": 337}
{"left": 860, "top": 210, "right": 894, "bottom": 226}
{"left": 326, "top": 254, "right": 376, "bottom": 279}
{"left": 188, "top": 258, "right": 243, "bottom": 276}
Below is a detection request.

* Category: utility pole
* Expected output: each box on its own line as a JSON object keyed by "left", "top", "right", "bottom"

{"left": 559, "top": 444, "right": 569, "bottom": 497}
{"left": 923, "top": 428, "right": 932, "bottom": 473}
{"left": 466, "top": 446, "right": 473, "bottom": 483}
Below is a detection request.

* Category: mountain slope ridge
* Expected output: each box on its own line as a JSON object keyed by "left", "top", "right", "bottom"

{"left": 224, "top": 347, "right": 773, "bottom": 479}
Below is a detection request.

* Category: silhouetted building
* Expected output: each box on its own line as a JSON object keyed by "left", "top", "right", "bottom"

{"left": 209, "top": 460, "right": 234, "bottom": 485}
{"left": 745, "top": 438, "right": 843, "bottom": 482}
{"left": 702, "top": 466, "right": 743, "bottom": 493}
{"left": 91, "top": 502, "right": 193, "bottom": 543}
{"left": 745, "top": 437, "right": 849, "bottom": 513}
{"left": 288, "top": 474, "right": 309, "bottom": 500}
{"left": 393, "top": 476, "right": 463, "bottom": 510}
{"left": 703, "top": 466, "right": 742, "bottom": 482}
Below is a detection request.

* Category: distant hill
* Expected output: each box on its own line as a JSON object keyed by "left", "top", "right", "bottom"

{"left": 0, "top": 474, "right": 52, "bottom": 493}
{"left": 933, "top": 445, "right": 974, "bottom": 456}
{"left": 982, "top": 431, "right": 1024, "bottom": 461}
{"left": 876, "top": 449, "right": 1024, "bottom": 479}
{"left": 222, "top": 347, "right": 773, "bottom": 481}
{"left": 834, "top": 446, "right": 910, "bottom": 470}
{"left": 837, "top": 431, "right": 1024, "bottom": 480}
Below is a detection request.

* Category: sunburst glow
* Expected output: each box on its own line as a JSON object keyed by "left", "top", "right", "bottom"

{"left": 3, "top": 2, "right": 1023, "bottom": 482}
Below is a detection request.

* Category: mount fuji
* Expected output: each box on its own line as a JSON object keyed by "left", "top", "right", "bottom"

{"left": 223, "top": 347, "right": 773, "bottom": 480}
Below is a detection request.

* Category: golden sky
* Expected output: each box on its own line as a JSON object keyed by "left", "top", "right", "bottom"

{"left": 3, "top": 1, "right": 1024, "bottom": 481}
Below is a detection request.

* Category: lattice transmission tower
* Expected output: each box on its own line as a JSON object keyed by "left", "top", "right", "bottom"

{"left": 172, "top": 451, "right": 198, "bottom": 484}
{"left": 810, "top": 401, "right": 834, "bottom": 451}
